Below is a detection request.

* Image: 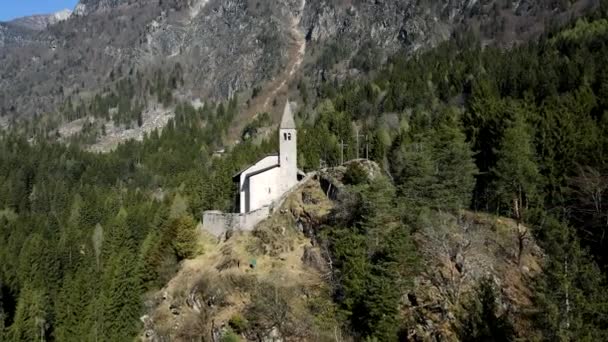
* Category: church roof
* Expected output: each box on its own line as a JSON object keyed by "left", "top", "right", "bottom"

{"left": 232, "top": 154, "right": 279, "bottom": 180}
{"left": 280, "top": 101, "right": 296, "bottom": 129}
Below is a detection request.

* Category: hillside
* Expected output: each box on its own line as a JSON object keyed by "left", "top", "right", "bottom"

{"left": 8, "top": 10, "right": 73, "bottom": 31}
{"left": 0, "top": 0, "right": 598, "bottom": 121}
{"left": 142, "top": 163, "right": 544, "bottom": 341}
{"left": 2, "top": 1, "right": 608, "bottom": 341}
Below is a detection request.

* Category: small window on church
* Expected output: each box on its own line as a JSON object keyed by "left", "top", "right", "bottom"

{"left": 283, "top": 133, "right": 288, "bottom": 140}
{"left": 268, "top": 188, "right": 271, "bottom": 194}
{"left": 287, "top": 133, "right": 292, "bottom": 141}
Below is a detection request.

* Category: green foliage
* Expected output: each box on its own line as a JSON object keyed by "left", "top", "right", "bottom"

{"left": 323, "top": 178, "right": 418, "bottom": 340}
{"left": 242, "top": 112, "right": 271, "bottom": 140}
{"left": 100, "top": 249, "right": 141, "bottom": 341}
{"left": 0, "top": 93, "right": 269, "bottom": 340}
{"left": 554, "top": 18, "right": 608, "bottom": 43}
{"left": 221, "top": 329, "right": 242, "bottom": 342}
{"left": 0, "top": 314, "right": 5, "bottom": 342}
{"left": 343, "top": 162, "right": 369, "bottom": 185}
{"left": 297, "top": 100, "right": 357, "bottom": 169}
{"left": 170, "top": 193, "right": 189, "bottom": 219}
{"left": 170, "top": 215, "right": 199, "bottom": 260}
{"left": 2, "top": 6, "right": 608, "bottom": 340}
{"left": 228, "top": 314, "right": 249, "bottom": 334}
{"left": 490, "top": 110, "right": 541, "bottom": 220}
{"left": 391, "top": 109, "right": 477, "bottom": 215}
{"left": 8, "top": 286, "right": 49, "bottom": 342}
{"left": 532, "top": 217, "right": 608, "bottom": 341}
{"left": 309, "top": 10, "right": 608, "bottom": 339}
{"left": 458, "top": 277, "right": 515, "bottom": 342}
{"left": 54, "top": 266, "right": 95, "bottom": 341}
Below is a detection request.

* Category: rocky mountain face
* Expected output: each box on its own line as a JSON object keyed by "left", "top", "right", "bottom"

{"left": 0, "top": 23, "right": 34, "bottom": 48}
{"left": 73, "top": 0, "right": 128, "bottom": 16}
{"left": 0, "top": 0, "right": 598, "bottom": 119}
{"left": 8, "top": 9, "right": 73, "bottom": 31}
{"left": 0, "top": 9, "right": 72, "bottom": 48}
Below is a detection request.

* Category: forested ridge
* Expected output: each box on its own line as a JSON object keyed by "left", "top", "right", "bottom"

{"left": 2, "top": 4, "right": 608, "bottom": 341}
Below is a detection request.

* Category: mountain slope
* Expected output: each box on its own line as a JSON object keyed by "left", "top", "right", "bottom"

{"left": 0, "top": 0, "right": 598, "bottom": 120}
{"left": 141, "top": 163, "right": 544, "bottom": 341}
{"left": 8, "top": 10, "right": 72, "bottom": 31}
{"left": 3, "top": 8, "right": 608, "bottom": 340}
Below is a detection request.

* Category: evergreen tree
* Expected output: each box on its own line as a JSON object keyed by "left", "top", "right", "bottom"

{"left": 171, "top": 215, "right": 198, "bottom": 260}
{"left": 532, "top": 217, "right": 608, "bottom": 341}
{"left": 0, "top": 288, "right": 6, "bottom": 341}
{"left": 9, "top": 286, "right": 49, "bottom": 342}
{"left": 459, "top": 277, "right": 515, "bottom": 342}
{"left": 491, "top": 111, "right": 541, "bottom": 222}
{"left": 138, "top": 230, "right": 165, "bottom": 289}
{"left": 101, "top": 250, "right": 142, "bottom": 341}
{"left": 431, "top": 111, "right": 478, "bottom": 210}
{"left": 391, "top": 132, "right": 438, "bottom": 212}
{"left": 54, "top": 265, "right": 95, "bottom": 341}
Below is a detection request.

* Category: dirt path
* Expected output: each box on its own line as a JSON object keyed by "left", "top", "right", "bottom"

{"left": 228, "top": 0, "right": 307, "bottom": 142}
{"left": 261, "top": 0, "right": 307, "bottom": 110}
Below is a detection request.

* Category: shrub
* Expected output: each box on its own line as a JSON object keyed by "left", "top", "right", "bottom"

{"left": 221, "top": 329, "right": 241, "bottom": 342}
{"left": 343, "top": 162, "right": 369, "bottom": 185}
{"left": 228, "top": 314, "right": 249, "bottom": 334}
{"left": 170, "top": 215, "right": 198, "bottom": 260}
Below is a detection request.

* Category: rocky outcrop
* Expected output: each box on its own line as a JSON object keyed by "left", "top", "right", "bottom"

{"left": 142, "top": 162, "right": 546, "bottom": 340}
{"left": 405, "top": 211, "right": 544, "bottom": 340}
{"left": 73, "top": 0, "right": 131, "bottom": 16}
{"left": 7, "top": 10, "right": 72, "bottom": 31}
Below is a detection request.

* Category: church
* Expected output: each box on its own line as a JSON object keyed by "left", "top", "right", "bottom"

{"left": 232, "top": 102, "right": 304, "bottom": 213}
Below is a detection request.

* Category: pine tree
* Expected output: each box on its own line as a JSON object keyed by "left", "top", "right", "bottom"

{"left": 431, "top": 111, "right": 478, "bottom": 210}
{"left": 101, "top": 250, "right": 142, "bottom": 341}
{"left": 491, "top": 111, "right": 541, "bottom": 222}
{"left": 138, "top": 231, "right": 165, "bottom": 289}
{"left": 0, "top": 289, "right": 5, "bottom": 341}
{"left": 54, "top": 265, "right": 95, "bottom": 342}
{"left": 459, "top": 277, "right": 515, "bottom": 342}
{"left": 9, "top": 286, "right": 49, "bottom": 342}
{"left": 104, "top": 207, "right": 136, "bottom": 258}
{"left": 171, "top": 215, "right": 198, "bottom": 260}
{"left": 391, "top": 133, "right": 438, "bottom": 212}
{"left": 329, "top": 227, "right": 369, "bottom": 316}
{"left": 532, "top": 218, "right": 608, "bottom": 341}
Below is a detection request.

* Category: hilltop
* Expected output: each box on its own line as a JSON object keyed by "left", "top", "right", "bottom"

{"left": 141, "top": 161, "right": 544, "bottom": 341}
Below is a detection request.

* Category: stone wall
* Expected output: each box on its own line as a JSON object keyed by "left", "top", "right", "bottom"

{"left": 202, "top": 172, "right": 316, "bottom": 237}
{"left": 202, "top": 206, "right": 271, "bottom": 238}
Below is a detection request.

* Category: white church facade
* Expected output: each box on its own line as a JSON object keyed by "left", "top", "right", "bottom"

{"left": 232, "top": 102, "right": 302, "bottom": 213}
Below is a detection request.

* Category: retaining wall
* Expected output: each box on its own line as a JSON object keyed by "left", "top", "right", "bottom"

{"left": 202, "top": 206, "right": 271, "bottom": 237}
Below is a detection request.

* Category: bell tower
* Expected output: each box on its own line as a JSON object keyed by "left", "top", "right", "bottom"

{"left": 279, "top": 101, "right": 298, "bottom": 193}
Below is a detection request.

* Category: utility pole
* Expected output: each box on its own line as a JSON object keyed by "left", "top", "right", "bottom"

{"left": 365, "top": 134, "right": 369, "bottom": 160}
{"left": 340, "top": 140, "right": 348, "bottom": 165}
{"left": 354, "top": 126, "right": 365, "bottom": 160}
{"left": 356, "top": 127, "right": 359, "bottom": 159}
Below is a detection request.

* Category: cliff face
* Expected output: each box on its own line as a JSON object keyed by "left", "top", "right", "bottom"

{"left": 73, "top": 0, "right": 128, "bottom": 16}
{"left": 0, "top": 0, "right": 598, "bottom": 118}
